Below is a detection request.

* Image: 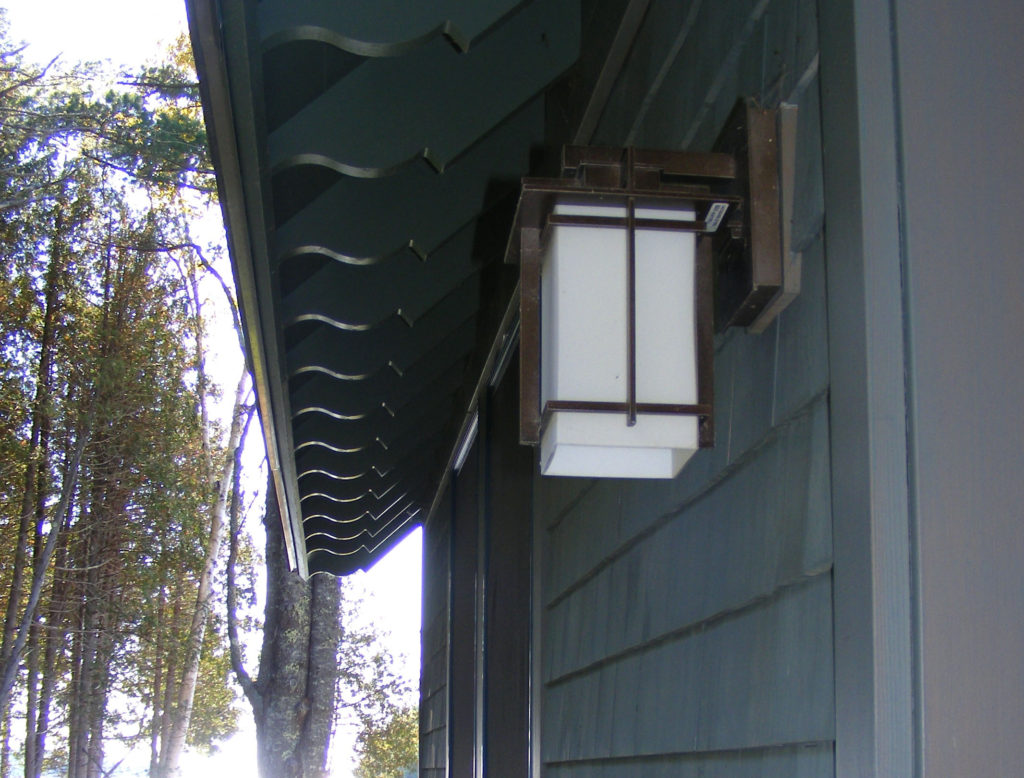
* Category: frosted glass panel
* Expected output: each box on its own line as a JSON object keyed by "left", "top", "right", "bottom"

{"left": 539, "top": 201, "right": 700, "bottom": 479}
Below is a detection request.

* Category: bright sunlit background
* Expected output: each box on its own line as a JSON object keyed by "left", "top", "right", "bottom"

{"left": 1, "top": 2, "right": 424, "bottom": 776}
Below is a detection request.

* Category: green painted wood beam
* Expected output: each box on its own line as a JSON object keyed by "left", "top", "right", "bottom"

{"left": 267, "top": 0, "right": 577, "bottom": 175}
{"left": 260, "top": 0, "right": 528, "bottom": 54}
{"left": 273, "top": 98, "right": 541, "bottom": 265}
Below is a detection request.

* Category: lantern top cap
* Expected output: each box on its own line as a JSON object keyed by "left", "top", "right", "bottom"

{"left": 505, "top": 98, "right": 784, "bottom": 330}
{"left": 559, "top": 146, "right": 738, "bottom": 191}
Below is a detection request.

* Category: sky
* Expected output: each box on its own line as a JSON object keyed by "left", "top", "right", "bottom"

{"left": 3, "top": 0, "right": 186, "bottom": 70}
{"left": 1, "top": 2, "right": 423, "bottom": 775}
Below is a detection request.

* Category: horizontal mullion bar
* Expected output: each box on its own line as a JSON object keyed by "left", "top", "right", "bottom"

{"left": 545, "top": 400, "right": 712, "bottom": 416}
{"left": 561, "top": 147, "right": 738, "bottom": 180}
{"left": 547, "top": 214, "right": 709, "bottom": 233}
{"left": 520, "top": 179, "right": 743, "bottom": 204}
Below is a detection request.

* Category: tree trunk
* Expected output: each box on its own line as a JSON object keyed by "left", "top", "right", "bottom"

{"left": 254, "top": 495, "right": 313, "bottom": 778}
{"left": 24, "top": 435, "right": 54, "bottom": 778}
{"left": 0, "top": 700, "right": 9, "bottom": 778}
{"left": 0, "top": 418, "right": 90, "bottom": 714}
{"left": 298, "top": 575, "right": 342, "bottom": 777}
{"left": 157, "top": 373, "right": 248, "bottom": 776}
{"left": 228, "top": 476, "right": 342, "bottom": 778}
{"left": 0, "top": 243, "right": 62, "bottom": 700}
{"left": 69, "top": 504, "right": 101, "bottom": 778}
{"left": 67, "top": 447, "right": 127, "bottom": 778}
{"left": 24, "top": 616, "right": 39, "bottom": 778}
{"left": 31, "top": 525, "right": 70, "bottom": 778}
{"left": 149, "top": 585, "right": 166, "bottom": 777}
{"left": 158, "top": 593, "right": 181, "bottom": 765}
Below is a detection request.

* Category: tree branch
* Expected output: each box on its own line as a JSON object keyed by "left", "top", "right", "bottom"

{"left": 226, "top": 402, "right": 260, "bottom": 710}
{"left": 0, "top": 53, "right": 60, "bottom": 101}
{"left": 191, "top": 243, "right": 245, "bottom": 356}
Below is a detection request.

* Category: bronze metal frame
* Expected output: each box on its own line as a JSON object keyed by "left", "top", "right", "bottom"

{"left": 505, "top": 100, "right": 780, "bottom": 449}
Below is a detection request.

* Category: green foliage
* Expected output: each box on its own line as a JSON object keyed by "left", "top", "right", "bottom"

{"left": 338, "top": 585, "right": 414, "bottom": 728}
{"left": 0, "top": 10, "right": 241, "bottom": 774}
{"left": 187, "top": 618, "right": 241, "bottom": 753}
{"left": 337, "top": 584, "right": 418, "bottom": 778}
{"left": 92, "top": 41, "right": 214, "bottom": 197}
{"left": 353, "top": 705, "right": 418, "bottom": 778}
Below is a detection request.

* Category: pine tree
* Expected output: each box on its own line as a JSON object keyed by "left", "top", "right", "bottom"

{"left": 0, "top": 14, "right": 245, "bottom": 774}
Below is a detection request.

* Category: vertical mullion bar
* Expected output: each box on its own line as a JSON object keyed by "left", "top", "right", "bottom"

{"left": 695, "top": 236, "right": 714, "bottom": 446}
{"left": 519, "top": 227, "right": 542, "bottom": 444}
{"left": 626, "top": 193, "right": 638, "bottom": 427}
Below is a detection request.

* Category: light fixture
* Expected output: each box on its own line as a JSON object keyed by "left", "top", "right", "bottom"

{"left": 505, "top": 99, "right": 789, "bottom": 479}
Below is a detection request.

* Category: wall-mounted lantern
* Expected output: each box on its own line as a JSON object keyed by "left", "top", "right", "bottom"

{"left": 505, "top": 99, "right": 790, "bottom": 478}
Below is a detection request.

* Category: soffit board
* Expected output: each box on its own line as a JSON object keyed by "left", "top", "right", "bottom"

{"left": 188, "top": 0, "right": 579, "bottom": 575}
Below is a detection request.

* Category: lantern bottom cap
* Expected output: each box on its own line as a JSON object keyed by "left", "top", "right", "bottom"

{"left": 539, "top": 411, "right": 698, "bottom": 479}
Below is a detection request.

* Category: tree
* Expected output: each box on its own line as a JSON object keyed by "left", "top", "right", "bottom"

{"left": 154, "top": 369, "right": 249, "bottom": 778}
{"left": 353, "top": 705, "right": 418, "bottom": 778}
{"left": 0, "top": 15, "right": 245, "bottom": 775}
{"left": 0, "top": 17, "right": 421, "bottom": 778}
{"left": 227, "top": 475, "right": 414, "bottom": 778}
{"left": 226, "top": 476, "right": 343, "bottom": 778}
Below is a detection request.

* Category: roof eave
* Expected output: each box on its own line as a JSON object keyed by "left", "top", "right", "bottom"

{"left": 186, "top": 0, "right": 309, "bottom": 577}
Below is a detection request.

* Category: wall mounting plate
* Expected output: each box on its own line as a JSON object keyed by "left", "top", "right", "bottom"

{"left": 711, "top": 99, "right": 783, "bottom": 330}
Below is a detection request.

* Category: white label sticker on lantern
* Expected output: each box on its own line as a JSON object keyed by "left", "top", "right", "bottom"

{"left": 705, "top": 202, "right": 729, "bottom": 232}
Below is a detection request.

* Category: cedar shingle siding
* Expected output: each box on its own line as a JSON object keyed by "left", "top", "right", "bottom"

{"left": 534, "top": 0, "right": 833, "bottom": 774}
